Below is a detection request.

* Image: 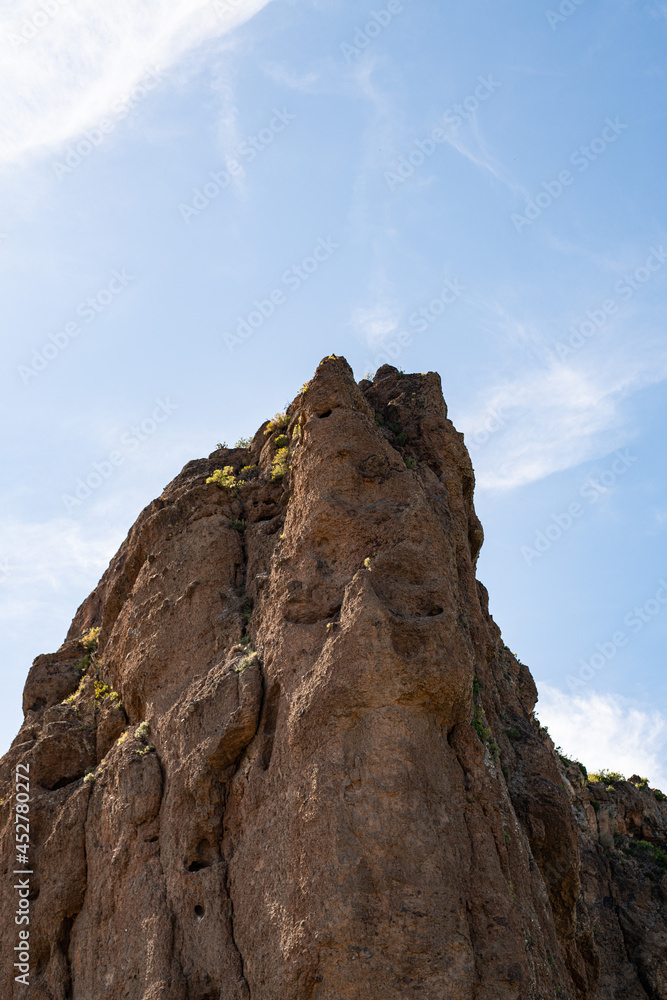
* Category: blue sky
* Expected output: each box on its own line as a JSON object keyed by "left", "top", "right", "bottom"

{"left": 1, "top": 0, "right": 666, "bottom": 783}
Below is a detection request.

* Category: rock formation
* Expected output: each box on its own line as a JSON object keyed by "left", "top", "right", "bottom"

{"left": 1, "top": 356, "right": 665, "bottom": 1000}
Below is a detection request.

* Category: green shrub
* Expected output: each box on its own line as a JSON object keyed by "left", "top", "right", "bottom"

{"left": 81, "top": 626, "right": 100, "bottom": 651}
{"left": 589, "top": 769, "right": 625, "bottom": 785}
{"left": 134, "top": 721, "right": 151, "bottom": 741}
{"left": 506, "top": 727, "right": 520, "bottom": 741}
{"left": 83, "top": 772, "right": 96, "bottom": 785}
{"left": 274, "top": 434, "right": 289, "bottom": 448}
{"left": 472, "top": 706, "right": 491, "bottom": 745}
{"left": 74, "top": 653, "right": 92, "bottom": 674}
{"left": 215, "top": 441, "right": 228, "bottom": 450}
{"left": 395, "top": 431, "right": 407, "bottom": 446}
{"left": 556, "top": 750, "right": 587, "bottom": 777}
{"left": 94, "top": 679, "right": 121, "bottom": 704}
{"left": 271, "top": 448, "right": 290, "bottom": 481}
{"left": 374, "top": 412, "right": 384, "bottom": 426}
{"left": 235, "top": 436, "right": 252, "bottom": 448}
{"left": 239, "top": 464, "right": 258, "bottom": 481}
{"left": 62, "top": 676, "right": 86, "bottom": 705}
{"left": 626, "top": 839, "right": 667, "bottom": 871}
{"left": 265, "top": 412, "right": 288, "bottom": 436}
{"left": 235, "top": 650, "right": 258, "bottom": 673}
{"left": 229, "top": 519, "right": 247, "bottom": 532}
{"left": 405, "top": 456, "right": 416, "bottom": 470}
{"left": 206, "top": 466, "right": 238, "bottom": 490}
{"left": 655, "top": 789, "right": 666, "bottom": 802}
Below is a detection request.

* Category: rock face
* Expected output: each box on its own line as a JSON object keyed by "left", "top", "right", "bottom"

{"left": 1, "top": 356, "right": 665, "bottom": 1000}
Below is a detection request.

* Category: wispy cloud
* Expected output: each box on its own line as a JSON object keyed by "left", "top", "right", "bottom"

{"left": 537, "top": 683, "right": 667, "bottom": 790}
{"left": 0, "top": 0, "right": 274, "bottom": 166}
{"left": 464, "top": 359, "right": 661, "bottom": 491}
{"left": 0, "top": 516, "right": 118, "bottom": 598}
{"left": 457, "top": 275, "right": 667, "bottom": 491}
{"left": 443, "top": 120, "right": 526, "bottom": 198}
{"left": 350, "top": 278, "right": 402, "bottom": 349}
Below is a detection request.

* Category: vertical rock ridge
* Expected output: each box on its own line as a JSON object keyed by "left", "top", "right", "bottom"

{"left": 0, "top": 355, "right": 665, "bottom": 1000}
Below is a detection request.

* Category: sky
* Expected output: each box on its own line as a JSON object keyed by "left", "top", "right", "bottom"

{"left": 1, "top": 0, "right": 666, "bottom": 785}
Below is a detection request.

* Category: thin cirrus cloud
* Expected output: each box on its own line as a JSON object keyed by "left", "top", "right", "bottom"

{"left": 0, "top": 0, "right": 274, "bottom": 167}
{"left": 462, "top": 356, "right": 667, "bottom": 491}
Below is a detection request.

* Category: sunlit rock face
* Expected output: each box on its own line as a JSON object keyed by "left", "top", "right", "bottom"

{"left": 1, "top": 356, "right": 665, "bottom": 1000}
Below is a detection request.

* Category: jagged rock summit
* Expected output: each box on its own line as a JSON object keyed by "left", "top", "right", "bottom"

{"left": 1, "top": 356, "right": 666, "bottom": 1000}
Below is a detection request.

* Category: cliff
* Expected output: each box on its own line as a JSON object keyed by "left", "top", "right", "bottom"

{"left": 1, "top": 356, "right": 665, "bottom": 1000}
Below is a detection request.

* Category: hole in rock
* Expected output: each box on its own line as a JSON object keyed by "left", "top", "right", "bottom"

{"left": 318, "top": 409, "right": 332, "bottom": 418}
{"left": 194, "top": 905, "right": 205, "bottom": 920}
{"left": 44, "top": 773, "right": 83, "bottom": 791}
{"left": 186, "top": 838, "right": 217, "bottom": 871}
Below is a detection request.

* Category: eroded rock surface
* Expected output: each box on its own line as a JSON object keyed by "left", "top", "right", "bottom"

{"left": 1, "top": 357, "right": 665, "bottom": 999}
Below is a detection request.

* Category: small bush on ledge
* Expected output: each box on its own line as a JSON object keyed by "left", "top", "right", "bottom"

{"left": 207, "top": 467, "right": 238, "bottom": 490}
{"left": 271, "top": 448, "right": 290, "bottom": 481}
{"left": 265, "top": 412, "right": 288, "bottom": 436}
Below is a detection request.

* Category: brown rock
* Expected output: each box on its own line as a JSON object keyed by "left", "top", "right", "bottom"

{"left": 1, "top": 356, "right": 665, "bottom": 999}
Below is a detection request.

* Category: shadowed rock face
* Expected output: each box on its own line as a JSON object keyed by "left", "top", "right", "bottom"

{"left": 1, "top": 356, "right": 665, "bottom": 1000}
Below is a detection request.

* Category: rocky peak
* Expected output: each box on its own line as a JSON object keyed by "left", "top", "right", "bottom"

{"left": 1, "top": 356, "right": 665, "bottom": 1000}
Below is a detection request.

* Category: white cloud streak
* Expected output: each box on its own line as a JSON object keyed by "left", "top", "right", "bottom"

{"left": 537, "top": 683, "right": 667, "bottom": 791}
{"left": 459, "top": 307, "right": 667, "bottom": 491}
{"left": 0, "top": 0, "right": 273, "bottom": 166}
